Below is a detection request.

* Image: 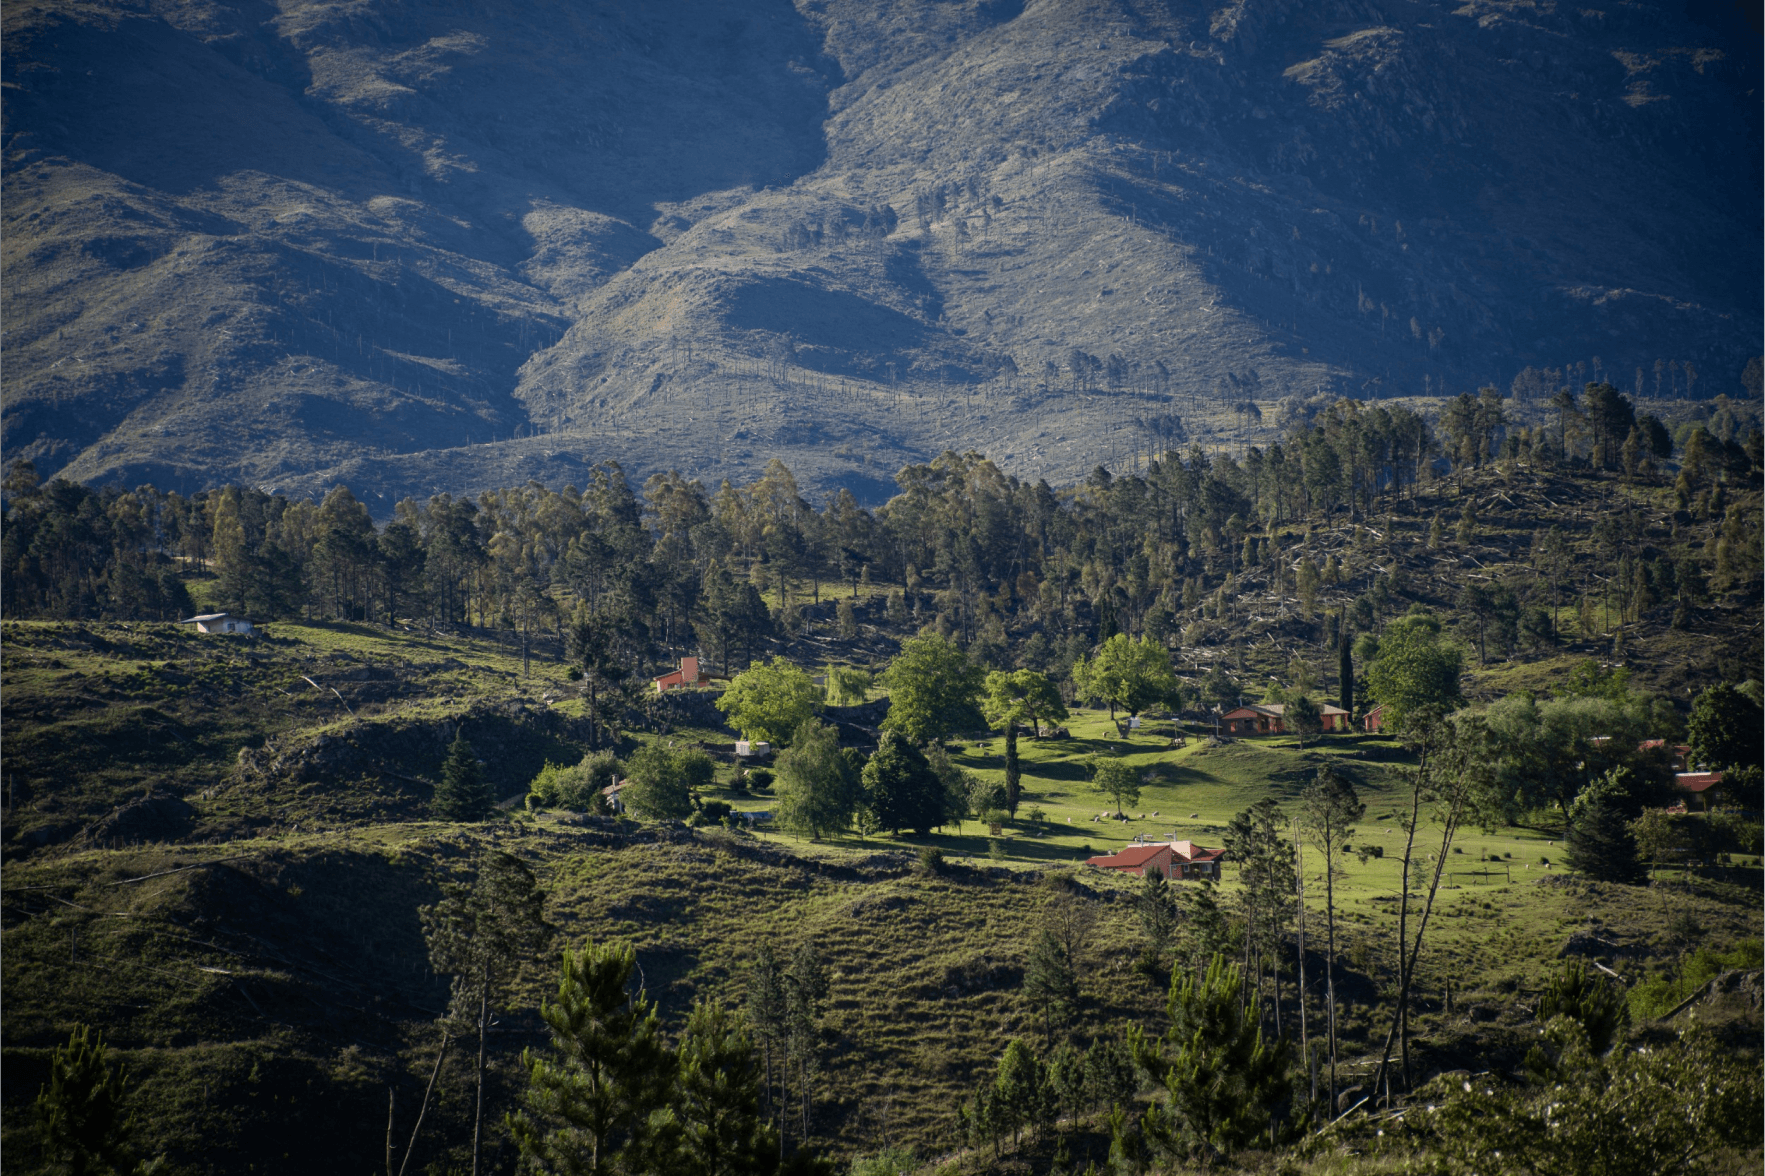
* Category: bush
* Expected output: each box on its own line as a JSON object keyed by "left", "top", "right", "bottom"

{"left": 1629, "top": 940, "right": 1765, "bottom": 1019}
{"left": 915, "top": 846, "right": 946, "bottom": 876}
{"left": 849, "top": 1147, "right": 916, "bottom": 1176}
{"left": 746, "top": 768, "right": 774, "bottom": 790}
{"left": 527, "top": 751, "right": 620, "bottom": 811}
{"left": 690, "top": 799, "right": 734, "bottom": 828}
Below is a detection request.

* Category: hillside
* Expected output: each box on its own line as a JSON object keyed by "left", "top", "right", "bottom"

{"left": 4, "top": 0, "right": 1759, "bottom": 503}
{"left": 2, "top": 450, "right": 1761, "bottom": 1171}
{"left": 4, "top": 623, "right": 1759, "bottom": 1173}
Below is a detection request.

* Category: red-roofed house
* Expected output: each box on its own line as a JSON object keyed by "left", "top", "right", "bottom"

{"left": 1085, "top": 843, "right": 1173, "bottom": 878}
{"left": 1362, "top": 703, "right": 1386, "bottom": 733}
{"left": 1220, "top": 702, "right": 1351, "bottom": 736}
{"left": 1169, "top": 840, "right": 1226, "bottom": 879}
{"left": 1086, "top": 840, "right": 1225, "bottom": 880}
{"left": 653, "top": 657, "right": 708, "bottom": 694}
{"left": 1675, "top": 771, "right": 1725, "bottom": 813}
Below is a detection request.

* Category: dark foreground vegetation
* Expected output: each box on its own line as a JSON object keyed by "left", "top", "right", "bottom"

{"left": 3, "top": 386, "right": 1760, "bottom": 1175}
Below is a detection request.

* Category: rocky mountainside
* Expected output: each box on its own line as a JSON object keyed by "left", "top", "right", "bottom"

{"left": 4, "top": 0, "right": 1758, "bottom": 506}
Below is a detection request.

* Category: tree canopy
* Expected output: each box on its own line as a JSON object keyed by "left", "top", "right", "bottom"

{"left": 1072, "top": 634, "right": 1178, "bottom": 719}
{"left": 1364, "top": 610, "right": 1463, "bottom": 732}
{"left": 715, "top": 657, "right": 821, "bottom": 746}
{"left": 879, "top": 633, "right": 985, "bottom": 745}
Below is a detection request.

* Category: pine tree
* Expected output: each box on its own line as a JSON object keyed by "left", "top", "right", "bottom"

{"left": 746, "top": 946, "right": 789, "bottom": 1139}
{"left": 1338, "top": 633, "right": 1354, "bottom": 717}
{"left": 422, "top": 851, "right": 552, "bottom": 1175}
{"left": 1131, "top": 955, "right": 1293, "bottom": 1163}
{"left": 783, "top": 946, "right": 829, "bottom": 1145}
{"left": 35, "top": 1024, "right": 157, "bottom": 1176}
{"left": 434, "top": 732, "right": 493, "bottom": 821}
{"left": 1566, "top": 800, "right": 1645, "bottom": 884}
{"left": 509, "top": 940, "right": 675, "bottom": 1176}
{"left": 671, "top": 999, "right": 777, "bottom": 1176}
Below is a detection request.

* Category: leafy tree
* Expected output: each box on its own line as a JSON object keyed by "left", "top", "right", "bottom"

{"left": 622, "top": 744, "right": 695, "bottom": 820}
{"left": 1284, "top": 693, "right": 1323, "bottom": 748}
{"left": 670, "top": 999, "right": 777, "bottom": 1176}
{"left": 1686, "top": 682, "right": 1764, "bottom": 773}
{"left": 860, "top": 732, "right": 943, "bottom": 835}
{"left": 1338, "top": 633, "right": 1354, "bottom": 716}
{"left": 1300, "top": 765, "right": 1363, "bottom": 1111}
{"left": 879, "top": 633, "right": 985, "bottom": 744}
{"left": 774, "top": 719, "right": 860, "bottom": 840}
{"left": 423, "top": 851, "right": 553, "bottom": 1174}
{"left": 434, "top": 732, "right": 494, "bottom": 821}
{"left": 1089, "top": 753, "right": 1141, "bottom": 818}
{"left": 1566, "top": 797, "right": 1645, "bottom": 884}
{"left": 1071, "top": 634, "right": 1177, "bottom": 721}
{"left": 981, "top": 669, "right": 1067, "bottom": 814}
{"left": 34, "top": 1024, "right": 160, "bottom": 1176}
{"left": 1364, "top": 610, "right": 1463, "bottom": 733}
{"left": 510, "top": 940, "right": 674, "bottom": 1176}
{"left": 992, "top": 1040, "right": 1050, "bottom": 1149}
{"left": 1222, "top": 800, "right": 1295, "bottom": 1020}
{"left": 1129, "top": 955, "right": 1293, "bottom": 1163}
{"left": 716, "top": 658, "right": 821, "bottom": 747}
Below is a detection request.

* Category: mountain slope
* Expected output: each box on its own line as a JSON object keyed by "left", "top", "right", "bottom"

{"left": 3, "top": 0, "right": 1758, "bottom": 504}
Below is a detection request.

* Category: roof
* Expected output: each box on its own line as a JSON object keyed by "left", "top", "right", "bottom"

{"left": 1222, "top": 702, "right": 1347, "bottom": 719}
{"left": 1086, "top": 844, "right": 1171, "bottom": 868}
{"left": 1221, "top": 704, "right": 1283, "bottom": 719}
{"left": 1170, "top": 840, "right": 1225, "bottom": 862}
{"left": 182, "top": 613, "right": 234, "bottom": 623}
{"left": 1675, "top": 772, "right": 1725, "bottom": 792}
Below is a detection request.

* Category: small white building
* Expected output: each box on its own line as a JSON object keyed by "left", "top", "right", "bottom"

{"left": 735, "top": 740, "right": 772, "bottom": 759}
{"left": 181, "top": 612, "right": 254, "bottom": 635}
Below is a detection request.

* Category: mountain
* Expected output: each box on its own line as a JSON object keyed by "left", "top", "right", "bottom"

{"left": 4, "top": 0, "right": 1758, "bottom": 507}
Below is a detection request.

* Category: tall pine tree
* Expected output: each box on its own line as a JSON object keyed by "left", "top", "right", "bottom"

{"left": 434, "top": 732, "right": 493, "bottom": 821}
{"left": 509, "top": 940, "right": 675, "bottom": 1175}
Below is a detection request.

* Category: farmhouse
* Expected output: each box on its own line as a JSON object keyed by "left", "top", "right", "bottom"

{"left": 1362, "top": 703, "right": 1385, "bottom": 733}
{"left": 653, "top": 656, "right": 708, "bottom": 694}
{"left": 180, "top": 612, "right": 254, "bottom": 635}
{"left": 1674, "top": 771, "right": 1725, "bottom": 813}
{"left": 1220, "top": 701, "right": 1350, "bottom": 736}
{"left": 1085, "top": 839, "right": 1224, "bottom": 880}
